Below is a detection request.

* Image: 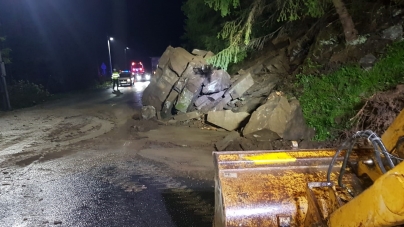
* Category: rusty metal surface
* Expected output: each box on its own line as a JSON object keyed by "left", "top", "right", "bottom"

{"left": 213, "top": 149, "right": 365, "bottom": 227}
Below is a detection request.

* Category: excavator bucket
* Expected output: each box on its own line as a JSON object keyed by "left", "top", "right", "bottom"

{"left": 213, "top": 110, "right": 404, "bottom": 227}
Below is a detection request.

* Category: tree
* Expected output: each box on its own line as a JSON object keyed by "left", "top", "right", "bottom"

{"left": 182, "top": 0, "right": 228, "bottom": 53}
{"left": 203, "top": 0, "right": 359, "bottom": 69}
{"left": 331, "top": 0, "right": 358, "bottom": 43}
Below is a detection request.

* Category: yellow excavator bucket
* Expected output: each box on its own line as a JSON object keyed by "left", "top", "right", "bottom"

{"left": 213, "top": 109, "right": 404, "bottom": 227}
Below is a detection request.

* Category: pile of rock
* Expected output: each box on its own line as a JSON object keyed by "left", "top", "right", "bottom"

{"left": 142, "top": 46, "right": 254, "bottom": 120}
{"left": 142, "top": 46, "right": 314, "bottom": 151}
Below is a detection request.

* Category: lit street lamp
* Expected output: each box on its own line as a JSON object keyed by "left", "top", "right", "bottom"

{"left": 107, "top": 37, "right": 113, "bottom": 74}
{"left": 124, "top": 47, "right": 129, "bottom": 70}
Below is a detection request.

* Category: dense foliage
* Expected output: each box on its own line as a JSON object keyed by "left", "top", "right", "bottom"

{"left": 8, "top": 80, "right": 51, "bottom": 109}
{"left": 182, "top": 0, "right": 338, "bottom": 70}
{"left": 181, "top": 0, "right": 227, "bottom": 53}
{"left": 297, "top": 41, "right": 404, "bottom": 140}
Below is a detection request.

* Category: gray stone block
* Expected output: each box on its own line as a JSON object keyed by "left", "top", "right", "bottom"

{"left": 207, "top": 110, "right": 250, "bottom": 131}
{"left": 225, "top": 73, "right": 254, "bottom": 99}
{"left": 243, "top": 93, "right": 291, "bottom": 137}
{"left": 215, "top": 131, "right": 240, "bottom": 151}
{"left": 202, "top": 70, "right": 231, "bottom": 94}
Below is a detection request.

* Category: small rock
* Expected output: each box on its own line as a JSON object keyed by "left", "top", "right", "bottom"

{"left": 167, "top": 119, "right": 178, "bottom": 124}
{"left": 54, "top": 220, "right": 62, "bottom": 225}
{"left": 382, "top": 25, "right": 403, "bottom": 41}
{"left": 174, "top": 111, "right": 202, "bottom": 122}
{"left": 141, "top": 106, "right": 156, "bottom": 120}
{"left": 359, "top": 54, "right": 377, "bottom": 71}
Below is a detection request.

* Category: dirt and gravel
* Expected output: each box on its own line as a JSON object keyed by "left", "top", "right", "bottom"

{"left": 0, "top": 84, "right": 230, "bottom": 226}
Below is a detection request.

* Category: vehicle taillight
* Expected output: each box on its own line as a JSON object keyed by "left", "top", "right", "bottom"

{"left": 132, "top": 62, "right": 135, "bottom": 65}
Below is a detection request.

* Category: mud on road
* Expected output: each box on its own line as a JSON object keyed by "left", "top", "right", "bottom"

{"left": 0, "top": 86, "right": 229, "bottom": 226}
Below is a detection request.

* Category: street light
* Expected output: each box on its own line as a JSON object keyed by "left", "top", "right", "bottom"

{"left": 107, "top": 37, "right": 114, "bottom": 74}
{"left": 124, "top": 47, "right": 129, "bottom": 70}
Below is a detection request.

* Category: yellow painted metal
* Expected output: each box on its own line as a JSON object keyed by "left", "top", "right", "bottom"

{"left": 213, "top": 149, "right": 365, "bottom": 227}
{"left": 329, "top": 160, "right": 404, "bottom": 227}
{"left": 213, "top": 109, "right": 404, "bottom": 227}
{"left": 357, "top": 161, "right": 384, "bottom": 182}
{"left": 382, "top": 109, "right": 404, "bottom": 151}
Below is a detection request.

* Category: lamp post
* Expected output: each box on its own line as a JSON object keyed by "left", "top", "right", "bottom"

{"left": 124, "top": 47, "right": 129, "bottom": 70}
{"left": 0, "top": 50, "right": 11, "bottom": 110}
{"left": 107, "top": 37, "right": 113, "bottom": 74}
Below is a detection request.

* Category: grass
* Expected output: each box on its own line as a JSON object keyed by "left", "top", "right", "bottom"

{"left": 297, "top": 41, "right": 404, "bottom": 140}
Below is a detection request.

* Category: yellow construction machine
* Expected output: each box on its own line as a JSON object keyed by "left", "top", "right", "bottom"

{"left": 213, "top": 109, "right": 404, "bottom": 227}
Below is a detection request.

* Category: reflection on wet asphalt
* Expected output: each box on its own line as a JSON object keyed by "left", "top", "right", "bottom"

{"left": 99, "top": 82, "right": 149, "bottom": 109}
{"left": 0, "top": 162, "right": 214, "bottom": 227}
{"left": 0, "top": 81, "right": 215, "bottom": 227}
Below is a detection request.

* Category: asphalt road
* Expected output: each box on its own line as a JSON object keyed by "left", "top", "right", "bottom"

{"left": 0, "top": 82, "right": 220, "bottom": 227}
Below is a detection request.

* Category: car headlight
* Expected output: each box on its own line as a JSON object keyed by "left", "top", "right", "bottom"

{"left": 127, "top": 79, "right": 131, "bottom": 82}
{"left": 136, "top": 75, "right": 141, "bottom": 80}
{"left": 145, "top": 74, "right": 151, "bottom": 80}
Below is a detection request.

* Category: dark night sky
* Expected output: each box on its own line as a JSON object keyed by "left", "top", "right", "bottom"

{"left": 0, "top": 0, "right": 185, "bottom": 91}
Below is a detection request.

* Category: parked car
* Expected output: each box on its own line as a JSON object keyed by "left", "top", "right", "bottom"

{"left": 118, "top": 71, "right": 134, "bottom": 86}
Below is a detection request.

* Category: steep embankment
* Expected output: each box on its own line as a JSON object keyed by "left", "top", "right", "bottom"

{"left": 230, "top": 3, "right": 404, "bottom": 142}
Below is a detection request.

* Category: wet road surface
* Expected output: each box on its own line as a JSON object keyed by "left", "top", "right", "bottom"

{"left": 0, "top": 82, "right": 217, "bottom": 227}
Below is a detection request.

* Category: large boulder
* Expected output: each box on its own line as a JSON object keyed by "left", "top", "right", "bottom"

{"left": 202, "top": 70, "right": 231, "bottom": 94}
{"left": 175, "top": 73, "right": 204, "bottom": 113}
{"left": 243, "top": 93, "right": 314, "bottom": 141}
{"left": 243, "top": 93, "right": 292, "bottom": 138}
{"left": 283, "top": 99, "right": 315, "bottom": 141}
{"left": 224, "top": 72, "right": 254, "bottom": 99}
{"left": 158, "top": 46, "right": 174, "bottom": 70}
{"left": 169, "top": 47, "right": 206, "bottom": 76}
{"left": 207, "top": 110, "right": 250, "bottom": 131}
{"left": 142, "top": 46, "right": 210, "bottom": 117}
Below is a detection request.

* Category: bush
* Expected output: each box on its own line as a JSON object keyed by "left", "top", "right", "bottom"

{"left": 8, "top": 80, "right": 51, "bottom": 109}
{"left": 297, "top": 41, "right": 404, "bottom": 140}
